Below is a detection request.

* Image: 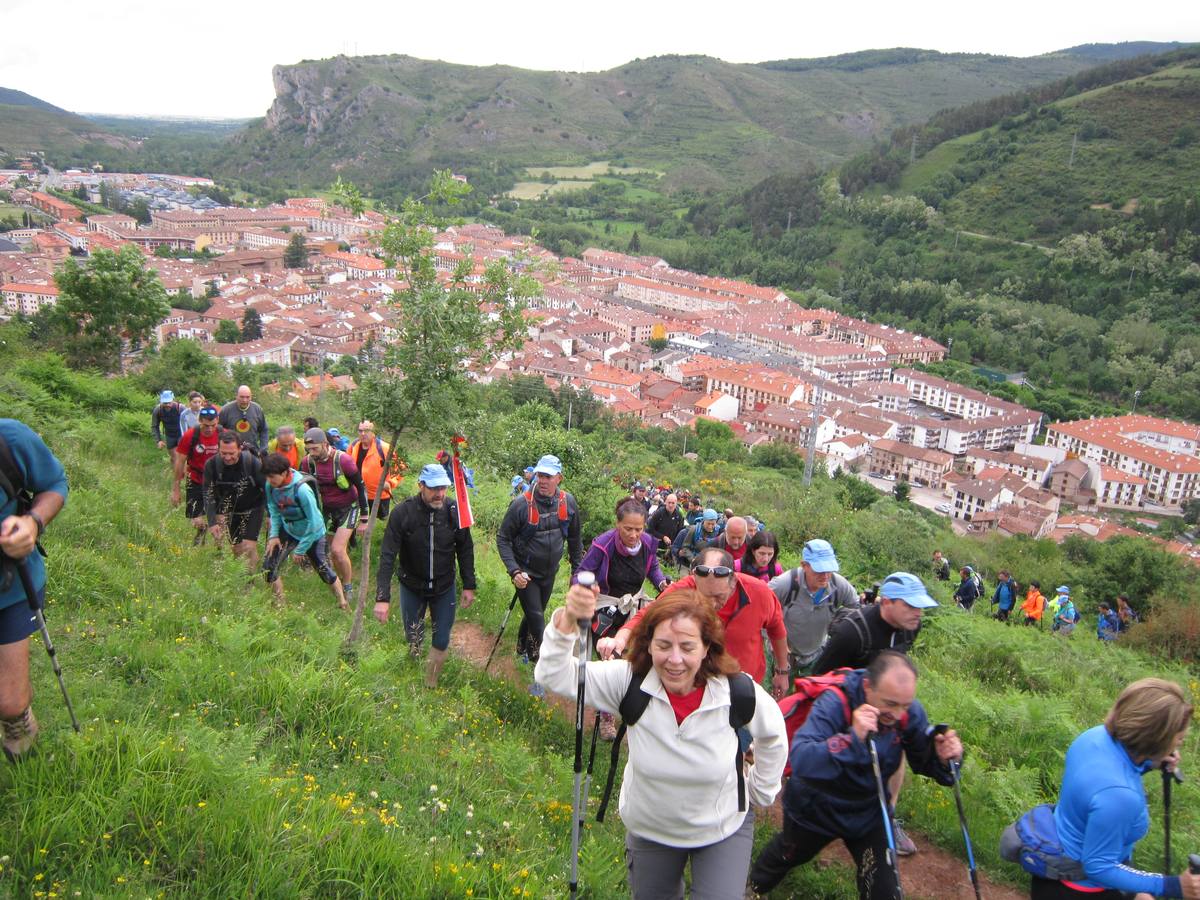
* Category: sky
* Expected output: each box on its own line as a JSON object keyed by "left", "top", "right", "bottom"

{"left": 1, "top": 0, "right": 1198, "bottom": 118}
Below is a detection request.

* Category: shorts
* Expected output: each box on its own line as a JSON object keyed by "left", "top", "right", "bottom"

{"left": 185, "top": 481, "right": 205, "bottom": 519}
{"left": 263, "top": 533, "right": 338, "bottom": 585}
{"left": 370, "top": 497, "right": 390, "bottom": 521}
{"left": 0, "top": 587, "right": 40, "bottom": 645}
{"left": 227, "top": 506, "right": 265, "bottom": 544}
{"left": 324, "top": 505, "right": 360, "bottom": 533}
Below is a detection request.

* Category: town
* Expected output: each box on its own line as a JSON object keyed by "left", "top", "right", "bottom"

{"left": 3, "top": 166, "right": 1199, "bottom": 564}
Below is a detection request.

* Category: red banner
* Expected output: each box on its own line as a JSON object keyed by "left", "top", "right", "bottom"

{"left": 452, "top": 438, "right": 474, "bottom": 529}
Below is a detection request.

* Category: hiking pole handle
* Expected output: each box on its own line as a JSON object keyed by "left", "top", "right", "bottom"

{"left": 1164, "top": 762, "right": 1184, "bottom": 785}
{"left": 1189, "top": 853, "right": 1200, "bottom": 874}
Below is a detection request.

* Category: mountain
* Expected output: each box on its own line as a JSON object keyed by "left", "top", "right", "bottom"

{"left": 216, "top": 47, "right": 1149, "bottom": 194}
{"left": 0, "top": 86, "right": 71, "bottom": 115}
{"left": 0, "top": 88, "right": 136, "bottom": 160}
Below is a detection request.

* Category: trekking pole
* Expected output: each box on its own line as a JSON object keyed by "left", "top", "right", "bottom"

{"left": 1190, "top": 853, "right": 1200, "bottom": 874}
{"left": 569, "top": 571, "right": 596, "bottom": 900}
{"left": 483, "top": 589, "right": 521, "bottom": 672}
{"left": 934, "top": 724, "right": 980, "bottom": 900}
{"left": 1163, "top": 762, "right": 1184, "bottom": 873}
{"left": 13, "top": 556, "right": 80, "bottom": 733}
{"left": 867, "top": 733, "right": 905, "bottom": 899}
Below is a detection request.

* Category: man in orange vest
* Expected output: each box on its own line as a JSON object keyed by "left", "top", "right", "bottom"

{"left": 350, "top": 420, "right": 404, "bottom": 520}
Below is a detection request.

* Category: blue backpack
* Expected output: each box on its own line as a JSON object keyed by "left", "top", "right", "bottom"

{"left": 999, "top": 803, "right": 1086, "bottom": 881}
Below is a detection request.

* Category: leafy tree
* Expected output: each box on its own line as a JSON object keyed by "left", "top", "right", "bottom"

{"left": 648, "top": 336, "right": 668, "bottom": 351}
{"left": 283, "top": 232, "right": 308, "bottom": 268}
{"left": 214, "top": 320, "right": 241, "bottom": 343}
{"left": 73, "top": 184, "right": 88, "bottom": 200}
{"left": 334, "top": 171, "right": 541, "bottom": 645}
{"left": 50, "top": 245, "right": 170, "bottom": 372}
{"left": 241, "top": 308, "right": 264, "bottom": 341}
{"left": 1183, "top": 499, "right": 1200, "bottom": 526}
{"left": 627, "top": 230, "right": 641, "bottom": 252}
{"left": 134, "top": 338, "right": 231, "bottom": 402}
{"left": 892, "top": 480, "right": 910, "bottom": 503}
{"left": 129, "top": 197, "right": 151, "bottom": 225}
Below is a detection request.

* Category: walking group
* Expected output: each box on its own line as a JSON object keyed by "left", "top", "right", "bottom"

{"left": 3, "top": 404, "right": 1196, "bottom": 900}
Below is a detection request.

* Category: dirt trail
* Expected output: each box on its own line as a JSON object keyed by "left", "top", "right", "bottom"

{"left": 450, "top": 621, "right": 1025, "bottom": 900}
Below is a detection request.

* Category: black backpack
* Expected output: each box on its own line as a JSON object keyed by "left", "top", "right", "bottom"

{"left": 783, "top": 569, "right": 862, "bottom": 638}
{"left": 0, "top": 433, "right": 47, "bottom": 591}
{"left": 596, "top": 671, "right": 756, "bottom": 822}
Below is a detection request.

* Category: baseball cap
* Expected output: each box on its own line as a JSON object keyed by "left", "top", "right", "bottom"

{"left": 199, "top": 405, "right": 219, "bottom": 419}
{"left": 524, "top": 465, "right": 535, "bottom": 475}
{"left": 702, "top": 508, "right": 719, "bottom": 522}
{"left": 328, "top": 427, "right": 342, "bottom": 438}
{"left": 533, "top": 454, "right": 562, "bottom": 476}
{"left": 878, "top": 572, "right": 938, "bottom": 608}
{"left": 303, "top": 427, "right": 328, "bottom": 444}
{"left": 418, "top": 463, "right": 452, "bottom": 487}
{"left": 1056, "top": 585, "right": 1070, "bottom": 595}
{"left": 159, "top": 390, "right": 175, "bottom": 403}
{"left": 802, "top": 539, "right": 840, "bottom": 573}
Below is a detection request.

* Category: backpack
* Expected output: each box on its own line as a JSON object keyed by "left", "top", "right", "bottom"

{"left": 782, "top": 570, "right": 861, "bottom": 638}
{"left": 302, "top": 451, "right": 350, "bottom": 492}
{"left": 596, "top": 671, "right": 756, "bottom": 822}
{"left": 519, "top": 488, "right": 571, "bottom": 544}
{"left": 778, "top": 669, "right": 854, "bottom": 778}
{"left": 999, "top": 803, "right": 1085, "bottom": 881}
{"left": 0, "top": 434, "right": 47, "bottom": 590}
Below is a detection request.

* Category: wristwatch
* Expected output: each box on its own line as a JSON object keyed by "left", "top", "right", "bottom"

{"left": 27, "top": 510, "right": 45, "bottom": 537}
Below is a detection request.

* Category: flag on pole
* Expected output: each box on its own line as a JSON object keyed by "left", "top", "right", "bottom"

{"left": 451, "top": 435, "right": 474, "bottom": 529}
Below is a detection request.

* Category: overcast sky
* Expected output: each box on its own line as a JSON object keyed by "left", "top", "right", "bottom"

{"left": 2, "top": 0, "right": 1197, "bottom": 118}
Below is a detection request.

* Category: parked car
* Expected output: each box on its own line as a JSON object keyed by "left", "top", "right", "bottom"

{"left": 935, "top": 502, "right": 952, "bottom": 514}
{"left": 882, "top": 473, "right": 896, "bottom": 482}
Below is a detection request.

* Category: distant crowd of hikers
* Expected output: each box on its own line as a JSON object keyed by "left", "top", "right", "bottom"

{"left": 0, "top": 398, "right": 1189, "bottom": 900}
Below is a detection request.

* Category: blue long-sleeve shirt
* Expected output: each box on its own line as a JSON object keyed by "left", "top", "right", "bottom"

{"left": 993, "top": 580, "right": 1017, "bottom": 611}
{"left": 0, "top": 420, "right": 69, "bottom": 611}
{"left": 265, "top": 471, "right": 325, "bottom": 555}
{"left": 1055, "top": 725, "right": 1180, "bottom": 897}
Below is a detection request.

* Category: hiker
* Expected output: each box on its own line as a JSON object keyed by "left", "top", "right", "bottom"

{"left": 1097, "top": 603, "right": 1121, "bottom": 642}
{"left": 748, "top": 650, "right": 963, "bottom": 899}
{"left": 151, "top": 390, "right": 183, "bottom": 452}
{"left": 1117, "top": 594, "right": 1139, "bottom": 631}
{"left": 1052, "top": 587, "right": 1077, "bottom": 636}
{"left": 1021, "top": 580, "right": 1046, "bottom": 628}
{"left": 374, "top": 464, "right": 476, "bottom": 688}
{"left": 932, "top": 549, "right": 951, "bottom": 582}
{"left": 672, "top": 508, "right": 719, "bottom": 569}
{"left": 267, "top": 425, "right": 301, "bottom": 470}
{"left": 809, "top": 571, "right": 938, "bottom": 857}
{"left": 768, "top": 539, "right": 859, "bottom": 677}
{"left": 261, "top": 452, "right": 347, "bottom": 610}
{"left": 646, "top": 492, "right": 685, "bottom": 558}
{"left": 300, "top": 428, "right": 369, "bottom": 598}
{"left": 537, "top": 589, "right": 787, "bottom": 900}
{"left": 0, "top": 419, "right": 68, "bottom": 761}
{"left": 684, "top": 497, "right": 704, "bottom": 525}
{"left": 178, "top": 391, "right": 205, "bottom": 435}
{"left": 218, "top": 385, "right": 269, "bottom": 455}
{"left": 510, "top": 466, "right": 535, "bottom": 498}
{"left": 599, "top": 547, "right": 791, "bottom": 699}
{"left": 992, "top": 570, "right": 1019, "bottom": 623}
{"left": 735, "top": 530, "right": 782, "bottom": 584}
{"left": 1031, "top": 677, "right": 1199, "bottom": 899}
{"left": 708, "top": 515, "right": 748, "bottom": 562}
{"left": 203, "top": 430, "right": 267, "bottom": 572}
{"left": 630, "top": 481, "right": 651, "bottom": 517}
{"left": 349, "top": 420, "right": 404, "bottom": 521}
{"left": 496, "top": 454, "right": 582, "bottom": 664}
{"left": 953, "top": 566, "right": 981, "bottom": 611}
{"left": 172, "top": 405, "right": 221, "bottom": 544}
{"left": 745, "top": 516, "right": 760, "bottom": 539}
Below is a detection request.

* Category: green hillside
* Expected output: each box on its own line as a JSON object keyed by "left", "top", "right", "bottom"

{"left": 215, "top": 49, "right": 1108, "bottom": 197}
{"left": 3, "top": 331, "right": 1200, "bottom": 896}
{"left": 0, "top": 102, "right": 135, "bottom": 162}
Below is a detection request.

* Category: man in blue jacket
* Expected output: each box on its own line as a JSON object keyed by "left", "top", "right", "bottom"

{"left": 749, "top": 650, "right": 963, "bottom": 898}
{"left": 991, "top": 569, "right": 1018, "bottom": 623}
{"left": 0, "top": 419, "right": 68, "bottom": 761}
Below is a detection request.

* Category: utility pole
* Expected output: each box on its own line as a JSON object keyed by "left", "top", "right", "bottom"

{"left": 1069, "top": 131, "right": 1078, "bottom": 169}
{"left": 566, "top": 400, "right": 573, "bottom": 430}
{"left": 802, "top": 385, "right": 824, "bottom": 487}
{"left": 1132, "top": 389, "right": 1142, "bottom": 415}
{"left": 785, "top": 210, "right": 792, "bottom": 233}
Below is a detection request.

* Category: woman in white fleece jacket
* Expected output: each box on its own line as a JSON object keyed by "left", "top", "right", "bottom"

{"left": 536, "top": 586, "right": 787, "bottom": 899}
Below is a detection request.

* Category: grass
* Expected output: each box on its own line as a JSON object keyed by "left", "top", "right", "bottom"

{"left": 524, "top": 162, "right": 660, "bottom": 179}
{"left": 508, "top": 181, "right": 596, "bottom": 201}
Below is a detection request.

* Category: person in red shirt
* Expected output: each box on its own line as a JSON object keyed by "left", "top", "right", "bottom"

{"left": 599, "top": 546, "right": 791, "bottom": 699}
{"left": 171, "top": 405, "right": 221, "bottom": 544}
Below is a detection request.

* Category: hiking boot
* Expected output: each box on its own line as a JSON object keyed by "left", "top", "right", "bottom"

{"left": 425, "top": 648, "right": 447, "bottom": 689}
{"left": 893, "top": 818, "right": 917, "bottom": 856}
{"left": 598, "top": 712, "right": 618, "bottom": 742}
{"left": 1, "top": 707, "right": 38, "bottom": 762}
{"left": 528, "top": 682, "right": 546, "bottom": 699}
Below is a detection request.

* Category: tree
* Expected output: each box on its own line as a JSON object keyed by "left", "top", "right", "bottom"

{"left": 627, "top": 230, "right": 641, "bottom": 252}
{"left": 129, "top": 197, "right": 151, "bottom": 225}
{"left": 892, "top": 480, "right": 910, "bottom": 503}
{"left": 135, "top": 337, "right": 232, "bottom": 401}
{"left": 241, "top": 308, "right": 263, "bottom": 341}
{"left": 283, "top": 232, "right": 308, "bottom": 268}
{"left": 334, "top": 171, "right": 541, "bottom": 645}
{"left": 214, "top": 319, "right": 241, "bottom": 343}
{"left": 50, "top": 245, "right": 170, "bottom": 372}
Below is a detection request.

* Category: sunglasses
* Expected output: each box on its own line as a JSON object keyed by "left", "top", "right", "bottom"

{"left": 692, "top": 564, "right": 733, "bottom": 578}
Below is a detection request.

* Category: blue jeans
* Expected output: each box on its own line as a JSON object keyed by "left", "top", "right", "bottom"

{"left": 399, "top": 584, "right": 456, "bottom": 652}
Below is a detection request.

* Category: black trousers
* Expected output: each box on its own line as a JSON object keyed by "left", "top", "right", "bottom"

{"left": 750, "top": 814, "right": 900, "bottom": 900}
{"left": 515, "top": 570, "right": 558, "bottom": 658}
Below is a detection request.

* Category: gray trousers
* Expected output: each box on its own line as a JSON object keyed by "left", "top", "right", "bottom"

{"left": 624, "top": 809, "right": 755, "bottom": 900}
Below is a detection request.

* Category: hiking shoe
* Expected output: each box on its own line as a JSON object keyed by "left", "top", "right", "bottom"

{"left": 893, "top": 819, "right": 917, "bottom": 856}
{"left": 598, "top": 712, "right": 618, "bottom": 742}
{"left": 1, "top": 707, "right": 38, "bottom": 762}
{"left": 528, "top": 683, "right": 546, "bottom": 699}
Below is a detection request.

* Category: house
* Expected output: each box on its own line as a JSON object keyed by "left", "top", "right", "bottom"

{"left": 869, "top": 439, "right": 954, "bottom": 488}
{"left": 694, "top": 391, "right": 739, "bottom": 422}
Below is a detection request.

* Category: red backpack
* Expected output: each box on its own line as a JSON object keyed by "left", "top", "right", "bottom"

{"left": 778, "top": 669, "right": 855, "bottom": 779}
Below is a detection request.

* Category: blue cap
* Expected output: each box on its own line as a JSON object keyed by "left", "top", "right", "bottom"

{"left": 418, "top": 463, "right": 452, "bottom": 487}
{"left": 533, "top": 454, "right": 562, "bottom": 476}
{"left": 802, "top": 539, "right": 840, "bottom": 574}
{"left": 524, "top": 466, "right": 535, "bottom": 474}
{"left": 159, "top": 390, "right": 174, "bottom": 403}
{"left": 702, "top": 508, "right": 719, "bottom": 522}
{"left": 1056, "top": 585, "right": 1070, "bottom": 595}
{"left": 328, "top": 427, "right": 341, "bottom": 437}
{"left": 878, "top": 572, "right": 938, "bottom": 608}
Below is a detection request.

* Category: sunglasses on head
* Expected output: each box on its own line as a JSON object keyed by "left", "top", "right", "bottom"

{"left": 692, "top": 564, "right": 733, "bottom": 578}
